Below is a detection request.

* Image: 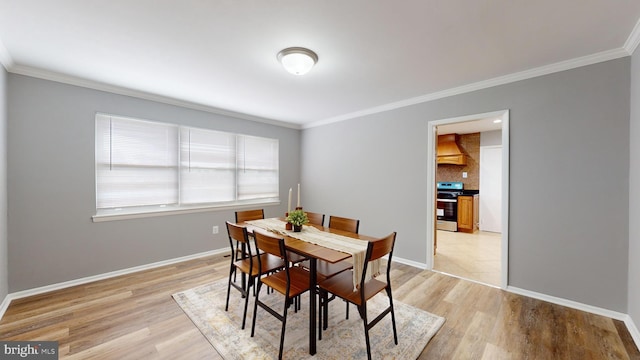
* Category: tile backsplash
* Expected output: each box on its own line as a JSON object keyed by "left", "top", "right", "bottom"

{"left": 436, "top": 132, "right": 480, "bottom": 190}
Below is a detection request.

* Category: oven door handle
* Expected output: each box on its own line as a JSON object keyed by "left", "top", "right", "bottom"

{"left": 437, "top": 199, "right": 457, "bottom": 203}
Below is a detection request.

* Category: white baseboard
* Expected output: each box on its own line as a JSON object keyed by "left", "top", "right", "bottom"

{"left": 507, "top": 286, "right": 628, "bottom": 321}
{"left": 0, "top": 293, "right": 10, "bottom": 321}
{"left": 393, "top": 256, "right": 427, "bottom": 269}
{"left": 0, "top": 248, "right": 227, "bottom": 320}
{"left": 502, "top": 286, "right": 640, "bottom": 351}
{"left": 506, "top": 287, "right": 638, "bottom": 350}
{"left": 625, "top": 314, "right": 640, "bottom": 350}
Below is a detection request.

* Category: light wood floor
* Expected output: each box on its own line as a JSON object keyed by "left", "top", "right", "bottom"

{"left": 1, "top": 253, "right": 638, "bottom": 359}
{"left": 434, "top": 230, "right": 502, "bottom": 287}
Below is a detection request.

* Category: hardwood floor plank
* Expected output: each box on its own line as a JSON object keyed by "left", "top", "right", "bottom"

{"left": 452, "top": 311, "right": 496, "bottom": 359}
{"left": 0, "top": 255, "right": 638, "bottom": 359}
{"left": 64, "top": 327, "right": 156, "bottom": 360}
{"left": 480, "top": 343, "right": 513, "bottom": 360}
{"left": 4, "top": 325, "right": 70, "bottom": 342}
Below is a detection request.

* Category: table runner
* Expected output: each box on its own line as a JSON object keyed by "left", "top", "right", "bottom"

{"left": 246, "top": 218, "right": 379, "bottom": 290}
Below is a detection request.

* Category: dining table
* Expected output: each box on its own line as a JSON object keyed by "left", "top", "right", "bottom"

{"left": 241, "top": 217, "right": 376, "bottom": 355}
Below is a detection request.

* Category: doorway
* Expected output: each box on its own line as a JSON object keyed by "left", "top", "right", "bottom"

{"left": 480, "top": 146, "right": 502, "bottom": 232}
{"left": 426, "top": 110, "right": 509, "bottom": 289}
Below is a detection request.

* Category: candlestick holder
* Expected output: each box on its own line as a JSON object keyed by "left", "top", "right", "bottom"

{"left": 285, "top": 212, "right": 292, "bottom": 230}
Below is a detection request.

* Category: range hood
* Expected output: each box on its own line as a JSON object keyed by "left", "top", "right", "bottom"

{"left": 437, "top": 134, "right": 467, "bottom": 165}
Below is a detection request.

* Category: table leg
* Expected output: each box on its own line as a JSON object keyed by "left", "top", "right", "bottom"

{"left": 309, "top": 257, "right": 317, "bottom": 355}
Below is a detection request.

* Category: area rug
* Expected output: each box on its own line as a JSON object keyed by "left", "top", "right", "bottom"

{"left": 172, "top": 278, "right": 445, "bottom": 359}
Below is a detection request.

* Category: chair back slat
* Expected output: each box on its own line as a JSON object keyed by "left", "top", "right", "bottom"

{"left": 305, "top": 211, "right": 325, "bottom": 226}
{"left": 226, "top": 221, "right": 253, "bottom": 261}
{"left": 226, "top": 221, "right": 250, "bottom": 245}
{"left": 360, "top": 232, "right": 396, "bottom": 288}
{"left": 328, "top": 215, "right": 360, "bottom": 234}
{"left": 369, "top": 232, "right": 396, "bottom": 261}
{"left": 235, "top": 209, "right": 265, "bottom": 223}
{"left": 254, "top": 231, "right": 285, "bottom": 259}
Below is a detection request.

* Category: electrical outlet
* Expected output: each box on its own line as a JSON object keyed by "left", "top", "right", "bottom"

{"left": 212, "top": 226, "right": 219, "bottom": 234}
{"left": 462, "top": 172, "right": 468, "bottom": 178}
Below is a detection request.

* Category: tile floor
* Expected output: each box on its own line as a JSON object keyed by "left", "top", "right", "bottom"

{"left": 433, "top": 229, "right": 502, "bottom": 287}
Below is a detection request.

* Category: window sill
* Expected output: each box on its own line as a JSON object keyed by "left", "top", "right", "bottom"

{"left": 92, "top": 200, "right": 280, "bottom": 222}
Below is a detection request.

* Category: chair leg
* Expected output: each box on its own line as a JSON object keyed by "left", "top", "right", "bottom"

{"left": 318, "top": 290, "right": 324, "bottom": 340}
{"left": 241, "top": 280, "right": 251, "bottom": 329}
{"left": 386, "top": 286, "right": 398, "bottom": 345}
{"left": 225, "top": 267, "right": 234, "bottom": 311}
{"left": 345, "top": 300, "right": 349, "bottom": 319}
{"left": 323, "top": 293, "right": 329, "bottom": 330}
{"left": 233, "top": 240, "right": 240, "bottom": 282}
{"left": 278, "top": 301, "right": 289, "bottom": 360}
{"left": 364, "top": 323, "right": 372, "bottom": 360}
{"left": 361, "top": 304, "right": 373, "bottom": 360}
{"left": 250, "top": 282, "right": 262, "bottom": 337}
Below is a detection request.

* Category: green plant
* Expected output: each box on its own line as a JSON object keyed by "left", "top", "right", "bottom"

{"left": 286, "top": 209, "right": 309, "bottom": 226}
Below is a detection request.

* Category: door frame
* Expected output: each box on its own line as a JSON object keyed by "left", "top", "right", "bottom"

{"left": 479, "top": 145, "right": 502, "bottom": 232}
{"left": 426, "top": 109, "right": 510, "bottom": 289}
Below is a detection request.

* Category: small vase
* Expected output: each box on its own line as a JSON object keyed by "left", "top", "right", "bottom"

{"left": 293, "top": 225, "right": 302, "bottom": 232}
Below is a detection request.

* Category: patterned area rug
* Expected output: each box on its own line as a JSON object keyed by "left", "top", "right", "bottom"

{"left": 173, "top": 278, "right": 445, "bottom": 359}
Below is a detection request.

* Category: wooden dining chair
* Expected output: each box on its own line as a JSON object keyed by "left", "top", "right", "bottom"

{"left": 319, "top": 215, "right": 360, "bottom": 278}
{"left": 300, "top": 215, "right": 360, "bottom": 279}
{"left": 287, "top": 211, "right": 324, "bottom": 266}
{"left": 251, "top": 231, "right": 311, "bottom": 360}
{"left": 283, "top": 211, "right": 324, "bottom": 311}
{"left": 318, "top": 232, "right": 398, "bottom": 360}
{"left": 235, "top": 208, "right": 265, "bottom": 223}
{"left": 225, "top": 222, "right": 284, "bottom": 329}
{"left": 233, "top": 209, "right": 266, "bottom": 270}
{"left": 298, "top": 215, "right": 360, "bottom": 319}
{"left": 328, "top": 215, "right": 360, "bottom": 233}
{"left": 305, "top": 211, "right": 325, "bottom": 226}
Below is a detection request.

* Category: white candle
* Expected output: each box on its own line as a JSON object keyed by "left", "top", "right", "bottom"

{"left": 297, "top": 183, "right": 301, "bottom": 208}
{"left": 288, "top": 188, "right": 292, "bottom": 213}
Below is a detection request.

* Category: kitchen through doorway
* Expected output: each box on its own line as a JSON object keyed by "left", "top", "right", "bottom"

{"left": 427, "top": 110, "right": 509, "bottom": 288}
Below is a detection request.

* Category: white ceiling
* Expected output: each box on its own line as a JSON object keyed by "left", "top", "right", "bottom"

{"left": 1, "top": 1, "right": 640, "bottom": 129}
{"left": 437, "top": 117, "right": 503, "bottom": 135}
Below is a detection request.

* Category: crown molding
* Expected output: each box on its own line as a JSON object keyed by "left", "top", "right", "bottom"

{"left": 7, "top": 64, "right": 302, "bottom": 130}
{"left": 0, "top": 36, "right": 13, "bottom": 71}
{"left": 305, "top": 47, "right": 630, "bottom": 129}
{"left": 624, "top": 17, "right": 640, "bottom": 55}
{"left": 2, "top": 41, "right": 633, "bottom": 131}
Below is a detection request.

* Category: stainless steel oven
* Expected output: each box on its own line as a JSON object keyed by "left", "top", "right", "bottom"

{"left": 436, "top": 182, "right": 463, "bottom": 232}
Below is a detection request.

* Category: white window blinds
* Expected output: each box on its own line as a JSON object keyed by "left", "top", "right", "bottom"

{"left": 180, "top": 128, "right": 236, "bottom": 204}
{"left": 237, "top": 135, "right": 279, "bottom": 200}
{"left": 95, "top": 114, "right": 279, "bottom": 213}
{"left": 96, "top": 115, "right": 179, "bottom": 209}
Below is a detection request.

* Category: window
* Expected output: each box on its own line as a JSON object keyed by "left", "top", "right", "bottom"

{"left": 95, "top": 114, "right": 279, "bottom": 218}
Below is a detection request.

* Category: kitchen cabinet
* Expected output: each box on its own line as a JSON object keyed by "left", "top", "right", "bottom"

{"left": 457, "top": 194, "right": 479, "bottom": 233}
{"left": 437, "top": 134, "right": 467, "bottom": 165}
{"left": 437, "top": 154, "right": 466, "bottom": 165}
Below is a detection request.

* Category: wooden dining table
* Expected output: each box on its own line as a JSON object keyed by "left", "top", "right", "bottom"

{"left": 242, "top": 218, "right": 376, "bottom": 355}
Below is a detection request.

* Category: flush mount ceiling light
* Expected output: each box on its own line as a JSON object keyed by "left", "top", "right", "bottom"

{"left": 277, "top": 47, "right": 318, "bottom": 76}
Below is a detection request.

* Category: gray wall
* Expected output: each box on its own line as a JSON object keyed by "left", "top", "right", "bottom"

{"left": 7, "top": 74, "right": 300, "bottom": 292}
{"left": 480, "top": 129, "right": 502, "bottom": 146}
{"left": 0, "top": 66, "right": 7, "bottom": 301}
{"left": 302, "top": 58, "right": 630, "bottom": 312}
{"left": 629, "top": 50, "right": 640, "bottom": 326}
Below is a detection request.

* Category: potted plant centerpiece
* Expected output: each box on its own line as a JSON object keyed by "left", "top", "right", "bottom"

{"left": 286, "top": 209, "right": 309, "bottom": 232}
